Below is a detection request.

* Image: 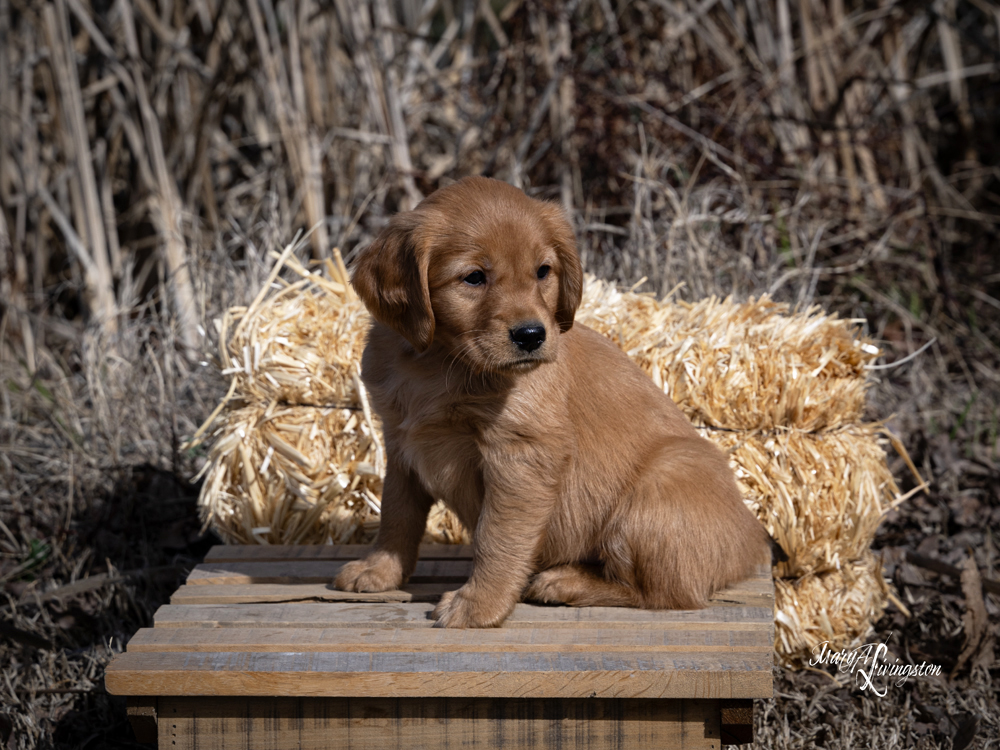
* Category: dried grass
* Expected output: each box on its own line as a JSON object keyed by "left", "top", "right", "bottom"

{"left": 195, "top": 254, "right": 908, "bottom": 665}
{"left": 193, "top": 251, "right": 469, "bottom": 546}
{"left": 197, "top": 402, "right": 381, "bottom": 545}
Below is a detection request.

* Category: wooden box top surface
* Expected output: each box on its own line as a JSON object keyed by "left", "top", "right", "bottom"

{"left": 105, "top": 545, "right": 774, "bottom": 700}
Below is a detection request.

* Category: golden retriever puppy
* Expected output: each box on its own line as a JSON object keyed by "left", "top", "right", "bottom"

{"left": 335, "top": 176, "right": 770, "bottom": 627}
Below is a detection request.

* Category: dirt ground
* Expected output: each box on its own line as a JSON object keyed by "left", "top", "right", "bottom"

{"left": 2, "top": 0, "right": 999, "bottom": 748}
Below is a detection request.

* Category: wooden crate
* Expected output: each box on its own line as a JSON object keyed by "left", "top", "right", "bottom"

{"left": 106, "top": 545, "right": 773, "bottom": 749}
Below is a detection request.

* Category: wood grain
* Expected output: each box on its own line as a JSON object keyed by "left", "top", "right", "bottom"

{"left": 170, "top": 579, "right": 773, "bottom": 607}
{"left": 721, "top": 699, "right": 755, "bottom": 744}
{"left": 125, "top": 697, "right": 157, "bottom": 745}
{"left": 105, "top": 650, "right": 773, "bottom": 699}
{"left": 106, "top": 543, "right": 775, "bottom": 742}
{"left": 171, "top": 582, "right": 454, "bottom": 604}
{"left": 203, "top": 544, "right": 475, "bottom": 563}
{"left": 158, "top": 696, "right": 724, "bottom": 750}
{"left": 153, "top": 601, "right": 775, "bottom": 631}
{"left": 185, "top": 560, "right": 472, "bottom": 585}
{"left": 126, "top": 625, "right": 774, "bottom": 653}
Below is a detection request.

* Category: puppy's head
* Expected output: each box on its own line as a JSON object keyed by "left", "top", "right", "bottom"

{"left": 352, "top": 177, "right": 583, "bottom": 371}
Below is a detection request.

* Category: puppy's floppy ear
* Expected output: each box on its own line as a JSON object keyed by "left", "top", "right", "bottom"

{"left": 541, "top": 204, "right": 583, "bottom": 332}
{"left": 351, "top": 215, "right": 434, "bottom": 352}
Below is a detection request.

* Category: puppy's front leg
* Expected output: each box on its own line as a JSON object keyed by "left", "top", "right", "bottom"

{"left": 432, "top": 447, "right": 558, "bottom": 628}
{"left": 334, "top": 460, "right": 434, "bottom": 593}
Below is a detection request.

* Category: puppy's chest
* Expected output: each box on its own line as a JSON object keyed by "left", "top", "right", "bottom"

{"left": 378, "top": 385, "right": 486, "bottom": 501}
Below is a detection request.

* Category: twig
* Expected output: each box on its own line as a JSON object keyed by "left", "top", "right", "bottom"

{"left": 865, "top": 338, "right": 937, "bottom": 370}
{"left": 63, "top": 0, "right": 135, "bottom": 96}
{"left": 618, "top": 94, "right": 747, "bottom": 179}
{"left": 513, "top": 75, "right": 559, "bottom": 172}
{"left": 479, "top": 0, "right": 509, "bottom": 48}
{"left": 375, "top": 0, "right": 423, "bottom": 208}
{"left": 905, "top": 551, "right": 1000, "bottom": 597}
{"left": 36, "top": 185, "right": 99, "bottom": 282}
{"left": 14, "top": 566, "right": 182, "bottom": 604}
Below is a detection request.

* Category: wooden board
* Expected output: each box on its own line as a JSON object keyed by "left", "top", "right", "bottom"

{"left": 169, "top": 582, "right": 772, "bottom": 607}
{"left": 107, "top": 649, "right": 771, "bottom": 699}
{"left": 170, "top": 582, "right": 454, "bottom": 604}
{"left": 186, "top": 560, "right": 472, "bottom": 585}
{"left": 203, "top": 544, "right": 474, "bottom": 563}
{"left": 152, "top": 601, "right": 772, "bottom": 629}
{"left": 155, "top": 696, "right": 730, "bottom": 750}
{"left": 105, "top": 545, "right": 774, "bottom": 736}
{"left": 126, "top": 625, "right": 773, "bottom": 652}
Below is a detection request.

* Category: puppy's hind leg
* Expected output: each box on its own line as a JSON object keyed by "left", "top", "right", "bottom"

{"left": 525, "top": 564, "right": 642, "bottom": 607}
{"left": 602, "top": 436, "right": 771, "bottom": 610}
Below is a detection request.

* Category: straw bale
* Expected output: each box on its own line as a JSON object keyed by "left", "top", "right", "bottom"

{"left": 197, "top": 402, "right": 382, "bottom": 544}
{"left": 773, "top": 551, "right": 890, "bottom": 665}
{"left": 702, "top": 426, "right": 900, "bottom": 578}
{"left": 217, "top": 253, "right": 370, "bottom": 407}
{"left": 197, "top": 399, "right": 472, "bottom": 545}
{"left": 576, "top": 277, "right": 880, "bottom": 432}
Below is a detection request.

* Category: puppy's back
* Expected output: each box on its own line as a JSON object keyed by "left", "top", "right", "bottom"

{"left": 563, "top": 324, "right": 700, "bottom": 444}
{"left": 558, "top": 323, "right": 770, "bottom": 605}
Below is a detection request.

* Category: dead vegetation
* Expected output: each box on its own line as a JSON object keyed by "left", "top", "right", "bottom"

{"left": 1, "top": 0, "right": 998, "bottom": 747}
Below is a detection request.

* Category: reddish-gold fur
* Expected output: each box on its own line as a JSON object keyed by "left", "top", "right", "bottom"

{"left": 335, "top": 176, "right": 770, "bottom": 627}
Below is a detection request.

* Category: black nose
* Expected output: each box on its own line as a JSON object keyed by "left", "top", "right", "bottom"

{"left": 510, "top": 324, "right": 546, "bottom": 353}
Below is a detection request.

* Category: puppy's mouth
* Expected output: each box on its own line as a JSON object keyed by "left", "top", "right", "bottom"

{"left": 502, "top": 355, "right": 548, "bottom": 371}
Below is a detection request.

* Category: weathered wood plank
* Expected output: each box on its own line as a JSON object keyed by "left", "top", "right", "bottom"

{"left": 200, "top": 546, "right": 770, "bottom": 580}
{"left": 170, "top": 580, "right": 773, "bottom": 607}
{"left": 113, "top": 544, "right": 774, "bottom": 745}
{"left": 188, "top": 560, "right": 771, "bottom": 591}
{"left": 153, "top": 602, "right": 774, "bottom": 630}
{"left": 105, "top": 650, "right": 773, "bottom": 699}
{"left": 171, "top": 583, "right": 454, "bottom": 604}
{"left": 157, "top": 696, "right": 724, "bottom": 750}
{"left": 203, "top": 544, "right": 474, "bottom": 563}
{"left": 126, "top": 626, "right": 774, "bottom": 653}
{"left": 186, "top": 560, "right": 472, "bottom": 586}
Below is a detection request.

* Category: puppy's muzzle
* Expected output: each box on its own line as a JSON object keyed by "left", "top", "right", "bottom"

{"left": 510, "top": 323, "right": 546, "bottom": 353}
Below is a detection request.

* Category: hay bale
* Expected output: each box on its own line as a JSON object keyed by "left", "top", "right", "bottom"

{"left": 194, "top": 256, "right": 906, "bottom": 665}
{"left": 707, "top": 426, "right": 900, "bottom": 578}
{"left": 196, "top": 386, "right": 471, "bottom": 547}
{"left": 577, "top": 277, "right": 879, "bottom": 432}
{"left": 773, "top": 551, "right": 890, "bottom": 664}
{"left": 197, "top": 402, "right": 380, "bottom": 545}
{"left": 217, "top": 251, "right": 368, "bottom": 406}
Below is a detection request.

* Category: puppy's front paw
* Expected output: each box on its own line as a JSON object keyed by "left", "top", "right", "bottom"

{"left": 334, "top": 555, "right": 403, "bottom": 593}
{"left": 431, "top": 586, "right": 511, "bottom": 628}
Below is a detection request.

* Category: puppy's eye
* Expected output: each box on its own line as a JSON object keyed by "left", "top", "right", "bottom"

{"left": 537, "top": 265, "right": 551, "bottom": 280}
{"left": 463, "top": 270, "right": 487, "bottom": 286}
